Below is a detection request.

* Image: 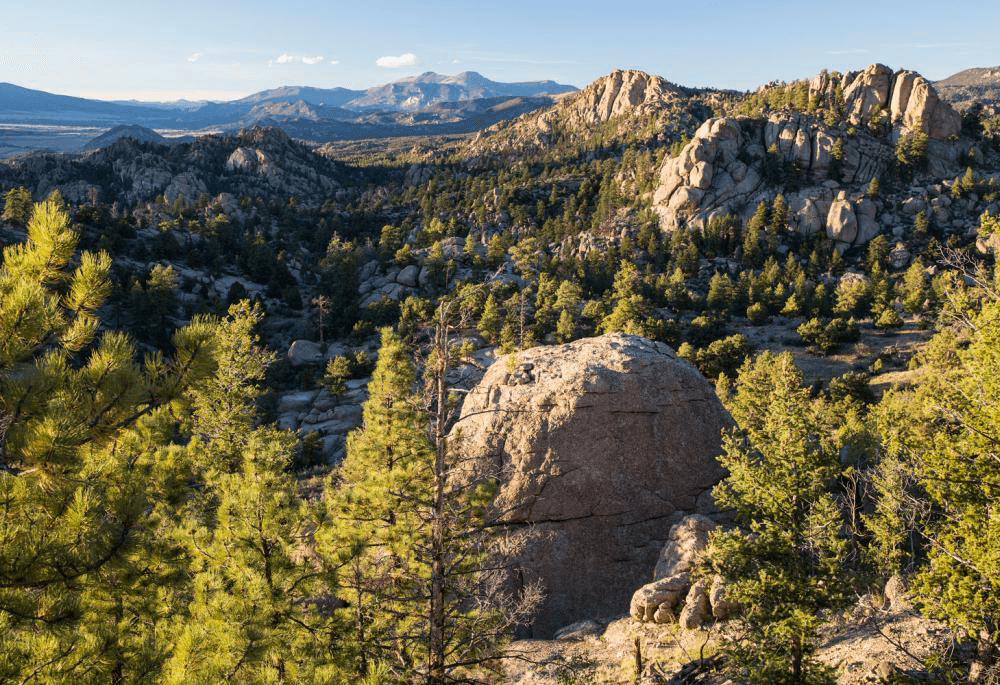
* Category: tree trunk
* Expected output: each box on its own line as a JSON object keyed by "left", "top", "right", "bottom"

{"left": 428, "top": 307, "right": 449, "bottom": 684}
{"left": 354, "top": 561, "right": 369, "bottom": 678}
{"left": 791, "top": 634, "right": 803, "bottom": 684}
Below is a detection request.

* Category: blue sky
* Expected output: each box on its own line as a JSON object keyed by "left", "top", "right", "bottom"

{"left": 2, "top": 0, "right": 998, "bottom": 102}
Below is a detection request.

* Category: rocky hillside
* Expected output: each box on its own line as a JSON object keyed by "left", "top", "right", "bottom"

{"left": 936, "top": 65, "right": 1000, "bottom": 108}
{"left": 82, "top": 124, "right": 173, "bottom": 150}
{"left": 653, "top": 64, "right": 973, "bottom": 248}
{"left": 0, "top": 126, "right": 353, "bottom": 207}
{"left": 463, "top": 69, "right": 727, "bottom": 157}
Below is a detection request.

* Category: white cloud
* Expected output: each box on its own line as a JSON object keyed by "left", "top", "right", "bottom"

{"left": 329, "top": 60, "right": 340, "bottom": 65}
{"left": 376, "top": 52, "right": 417, "bottom": 68}
{"left": 272, "top": 53, "right": 327, "bottom": 66}
{"left": 187, "top": 52, "right": 203, "bottom": 62}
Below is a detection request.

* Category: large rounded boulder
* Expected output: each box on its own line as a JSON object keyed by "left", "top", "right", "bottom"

{"left": 452, "top": 333, "right": 729, "bottom": 636}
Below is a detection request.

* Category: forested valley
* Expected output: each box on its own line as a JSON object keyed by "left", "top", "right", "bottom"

{"left": 2, "top": 65, "right": 1000, "bottom": 684}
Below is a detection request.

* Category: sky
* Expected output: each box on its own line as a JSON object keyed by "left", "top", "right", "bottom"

{"left": 2, "top": 0, "right": 999, "bottom": 103}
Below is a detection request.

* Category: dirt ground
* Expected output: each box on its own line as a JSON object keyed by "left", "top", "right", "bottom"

{"left": 734, "top": 316, "right": 932, "bottom": 393}
{"left": 498, "top": 603, "right": 954, "bottom": 685}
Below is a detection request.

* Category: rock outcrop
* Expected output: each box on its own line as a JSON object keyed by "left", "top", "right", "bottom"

{"left": 12, "top": 127, "right": 349, "bottom": 207}
{"left": 679, "top": 579, "right": 711, "bottom": 630}
{"left": 542, "top": 70, "right": 687, "bottom": 128}
{"left": 454, "top": 335, "right": 729, "bottom": 636}
{"left": 651, "top": 114, "right": 897, "bottom": 246}
{"left": 652, "top": 65, "right": 963, "bottom": 247}
{"left": 816, "top": 64, "right": 961, "bottom": 140}
{"left": 652, "top": 514, "right": 716, "bottom": 580}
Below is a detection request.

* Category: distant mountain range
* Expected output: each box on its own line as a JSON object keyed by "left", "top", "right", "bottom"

{"left": 0, "top": 72, "right": 577, "bottom": 157}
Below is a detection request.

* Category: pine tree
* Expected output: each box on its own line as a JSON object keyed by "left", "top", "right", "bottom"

{"left": 866, "top": 176, "right": 880, "bottom": 199}
{"left": 913, "top": 209, "right": 930, "bottom": 240}
{"left": 0, "top": 198, "right": 217, "bottom": 681}
{"left": 478, "top": 292, "right": 503, "bottom": 344}
{"left": 600, "top": 260, "right": 653, "bottom": 336}
{"left": 900, "top": 258, "right": 928, "bottom": 314}
{"left": 166, "top": 302, "right": 337, "bottom": 683}
{"left": 768, "top": 194, "right": 788, "bottom": 253}
{"left": 707, "top": 271, "right": 735, "bottom": 313}
{"left": 317, "top": 327, "right": 433, "bottom": 677}
{"left": 1, "top": 186, "right": 33, "bottom": 225}
{"left": 883, "top": 295, "right": 1000, "bottom": 676}
{"left": 743, "top": 201, "right": 767, "bottom": 266}
{"left": 317, "top": 322, "right": 540, "bottom": 683}
{"left": 555, "top": 308, "right": 576, "bottom": 343}
{"left": 709, "top": 352, "right": 848, "bottom": 685}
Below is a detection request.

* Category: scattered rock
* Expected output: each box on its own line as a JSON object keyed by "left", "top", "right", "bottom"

{"left": 827, "top": 195, "right": 859, "bottom": 244}
{"left": 287, "top": 339, "right": 324, "bottom": 366}
{"left": 278, "top": 390, "right": 319, "bottom": 414}
{"left": 888, "top": 243, "right": 911, "bottom": 270}
{"left": 679, "top": 578, "right": 711, "bottom": 630}
{"left": 630, "top": 573, "right": 690, "bottom": 623}
{"left": 884, "top": 574, "right": 912, "bottom": 613}
{"left": 709, "top": 575, "right": 738, "bottom": 620}
{"left": 396, "top": 264, "right": 420, "bottom": 287}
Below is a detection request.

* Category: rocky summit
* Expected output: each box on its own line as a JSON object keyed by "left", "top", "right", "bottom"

{"left": 453, "top": 334, "right": 729, "bottom": 636}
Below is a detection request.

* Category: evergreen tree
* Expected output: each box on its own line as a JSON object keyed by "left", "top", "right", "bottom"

{"left": 900, "top": 258, "right": 928, "bottom": 314}
{"left": 768, "top": 194, "right": 788, "bottom": 253}
{"left": 600, "top": 260, "right": 654, "bottom": 336}
{"left": 318, "top": 327, "right": 430, "bottom": 677}
{"left": 709, "top": 352, "right": 848, "bottom": 685}
{"left": 317, "top": 324, "right": 539, "bottom": 683}
{"left": 880, "top": 295, "right": 1000, "bottom": 676}
{"left": 1, "top": 186, "right": 33, "bottom": 225}
{"left": 866, "top": 176, "right": 880, "bottom": 199}
{"left": 167, "top": 302, "right": 340, "bottom": 683}
{"left": 477, "top": 292, "right": 503, "bottom": 344}
{"left": 913, "top": 209, "right": 930, "bottom": 240}
{"left": 555, "top": 308, "right": 576, "bottom": 343}
{"left": 318, "top": 234, "right": 359, "bottom": 336}
{"left": 0, "top": 198, "right": 217, "bottom": 681}
{"left": 663, "top": 266, "right": 691, "bottom": 311}
{"left": 743, "top": 202, "right": 768, "bottom": 266}
{"left": 707, "top": 272, "right": 735, "bottom": 313}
